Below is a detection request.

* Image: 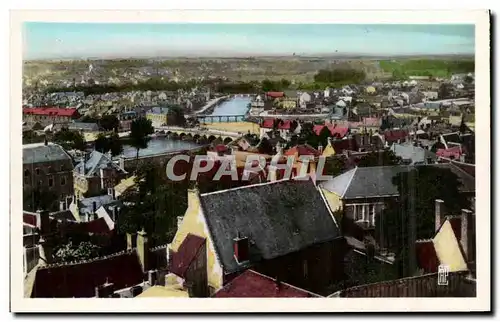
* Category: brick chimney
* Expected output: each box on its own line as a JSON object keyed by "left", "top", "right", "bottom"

{"left": 460, "top": 209, "right": 475, "bottom": 264}
{"left": 126, "top": 233, "right": 137, "bottom": 251}
{"left": 36, "top": 209, "right": 50, "bottom": 236}
{"left": 233, "top": 232, "right": 249, "bottom": 263}
{"left": 137, "top": 229, "right": 150, "bottom": 272}
{"left": 435, "top": 199, "right": 445, "bottom": 233}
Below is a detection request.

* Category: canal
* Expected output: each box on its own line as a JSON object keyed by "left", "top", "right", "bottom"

{"left": 120, "top": 96, "right": 251, "bottom": 157}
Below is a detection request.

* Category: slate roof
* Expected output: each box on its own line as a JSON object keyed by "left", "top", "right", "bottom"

{"left": 392, "top": 143, "right": 438, "bottom": 165}
{"left": 169, "top": 233, "right": 206, "bottom": 278}
{"left": 213, "top": 269, "right": 319, "bottom": 298}
{"left": 74, "top": 151, "right": 127, "bottom": 176}
{"left": 199, "top": 178, "right": 340, "bottom": 274}
{"left": 321, "top": 163, "right": 475, "bottom": 199}
{"left": 23, "top": 142, "right": 72, "bottom": 164}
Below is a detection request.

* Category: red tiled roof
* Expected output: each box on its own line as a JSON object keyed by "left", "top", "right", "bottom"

{"left": 331, "top": 138, "right": 358, "bottom": 154}
{"left": 266, "top": 92, "right": 284, "bottom": 98}
{"left": 383, "top": 130, "right": 408, "bottom": 143}
{"left": 214, "top": 144, "right": 228, "bottom": 153}
{"left": 261, "top": 119, "right": 292, "bottom": 130}
{"left": 436, "top": 146, "right": 463, "bottom": 159}
{"left": 23, "top": 107, "right": 79, "bottom": 117}
{"left": 261, "top": 119, "right": 274, "bottom": 129}
{"left": 31, "top": 252, "right": 144, "bottom": 298}
{"left": 285, "top": 144, "right": 321, "bottom": 157}
{"left": 415, "top": 240, "right": 439, "bottom": 273}
{"left": 169, "top": 234, "right": 206, "bottom": 278}
{"left": 313, "top": 124, "right": 349, "bottom": 138}
{"left": 213, "top": 270, "right": 316, "bottom": 298}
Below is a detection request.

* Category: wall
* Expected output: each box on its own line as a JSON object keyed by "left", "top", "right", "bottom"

{"left": 432, "top": 221, "right": 468, "bottom": 272}
{"left": 334, "top": 272, "right": 475, "bottom": 297}
{"left": 169, "top": 190, "right": 224, "bottom": 291}
{"left": 184, "top": 240, "right": 209, "bottom": 297}
{"left": 24, "top": 246, "right": 39, "bottom": 275}
{"left": 254, "top": 238, "right": 348, "bottom": 296}
{"left": 320, "top": 188, "right": 343, "bottom": 212}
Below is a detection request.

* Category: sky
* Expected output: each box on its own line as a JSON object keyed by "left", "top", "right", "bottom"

{"left": 23, "top": 23, "right": 475, "bottom": 60}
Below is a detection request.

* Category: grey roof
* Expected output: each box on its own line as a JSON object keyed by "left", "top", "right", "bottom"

{"left": 392, "top": 143, "right": 437, "bottom": 165}
{"left": 23, "top": 142, "right": 72, "bottom": 164}
{"left": 74, "top": 150, "right": 126, "bottom": 176}
{"left": 321, "top": 163, "right": 475, "bottom": 199}
{"left": 67, "top": 122, "right": 100, "bottom": 132}
{"left": 199, "top": 179, "right": 341, "bottom": 274}
{"left": 147, "top": 106, "right": 171, "bottom": 115}
{"left": 320, "top": 166, "right": 410, "bottom": 199}
{"left": 78, "top": 195, "right": 117, "bottom": 216}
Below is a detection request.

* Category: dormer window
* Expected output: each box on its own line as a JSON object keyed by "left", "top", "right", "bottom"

{"left": 24, "top": 169, "right": 29, "bottom": 177}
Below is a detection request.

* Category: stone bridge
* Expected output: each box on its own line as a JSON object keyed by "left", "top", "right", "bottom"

{"left": 155, "top": 126, "right": 242, "bottom": 144}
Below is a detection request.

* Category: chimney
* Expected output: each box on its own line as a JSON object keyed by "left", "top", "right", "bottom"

{"left": 92, "top": 201, "right": 97, "bottom": 214}
{"left": 327, "top": 137, "right": 332, "bottom": 146}
{"left": 460, "top": 209, "right": 475, "bottom": 263}
{"left": 318, "top": 144, "right": 323, "bottom": 154}
{"left": 137, "top": 229, "right": 150, "bottom": 272}
{"left": 275, "top": 276, "right": 281, "bottom": 292}
{"left": 95, "top": 281, "right": 115, "bottom": 298}
{"left": 112, "top": 206, "right": 119, "bottom": 222}
{"left": 66, "top": 196, "right": 72, "bottom": 209}
{"left": 100, "top": 168, "right": 106, "bottom": 190}
{"left": 126, "top": 233, "right": 137, "bottom": 251}
{"left": 44, "top": 137, "right": 48, "bottom": 146}
{"left": 233, "top": 232, "right": 249, "bottom": 263}
{"left": 108, "top": 187, "right": 116, "bottom": 200}
{"left": 435, "top": 199, "right": 445, "bottom": 232}
{"left": 148, "top": 270, "right": 158, "bottom": 286}
{"left": 59, "top": 200, "right": 66, "bottom": 211}
{"left": 36, "top": 209, "right": 51, "bottom": 236}
{"left": 460, "top": 153, "right": 466, "bottom": 163}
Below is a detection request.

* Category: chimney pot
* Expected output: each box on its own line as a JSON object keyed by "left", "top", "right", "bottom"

{"left": 92, "top": 201, "right": 97, "bottom": 214}
{"left": 233, "top": 233, "right": 249, "bottom": 263}
{"left": 435, "top": 199, "right": 445, "bottom": 232}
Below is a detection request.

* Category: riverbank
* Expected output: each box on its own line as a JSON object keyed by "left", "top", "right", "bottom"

{"left": 203, "top": 122, "right": 260, "bottom": 135}
{"left": 194, "top": 96, "right": 230, "bottom": 115}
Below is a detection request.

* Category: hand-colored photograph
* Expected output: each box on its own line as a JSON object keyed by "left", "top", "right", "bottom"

{"left": 12, "top": 10, "right": 490, "bottom": 313}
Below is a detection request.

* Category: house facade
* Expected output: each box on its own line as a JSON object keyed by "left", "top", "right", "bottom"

{"left": 23, "top": 142, "right": 75, "bottom": 211}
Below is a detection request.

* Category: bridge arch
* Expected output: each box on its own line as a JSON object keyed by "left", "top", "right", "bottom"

{"left": 171, "top": 132, "right": 179, "bottom": 139}
{"left": 223, "top": 137, "right": 233, "bottom": 145}
{"left": 193, "top": 134, "right": 200, "bottom": 141}
{"left": 185, "top": 133, "right": 193, "bottom": 141}
{"left": 179, "top": 133, "right": 186, "bottom": 140}
{"left": 207, "top": 135, "right": 217, "bottom": 143}
{"left": 199, "top": 135, "right": 208, "bottom": 144}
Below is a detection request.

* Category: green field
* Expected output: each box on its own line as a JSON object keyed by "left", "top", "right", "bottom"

{"left": 379, "top": 59, "right": 475, "bottom": 79}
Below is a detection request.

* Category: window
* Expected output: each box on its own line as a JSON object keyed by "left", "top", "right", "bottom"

{"left": 24, "top": 169, "right": 29, "bottom": 177}
{"left": 48, "top": 177, "right": 54, "bottom": 187}
{"left": 35, "top": 168, "right": 40, "bottom": 175}
{"left": 24, "top": 176, "right": 29, "bottom": 185}
{"left": 61, "top": 177, "right": 66, "bottom": 186}
{"left": 303, "top": 260, "right": 308, "bottom": 278}
{"left": 47, "top": 166, "right": 52, "bottom": 173}
{"left": 61, "top": 165, "right": 65, "bottom": 171}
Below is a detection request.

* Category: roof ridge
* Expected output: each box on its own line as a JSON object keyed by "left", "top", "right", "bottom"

{"left": 199, "top": 176, "right": 296, "bottom": 197}
{"left": 40, "top": 249, "right": 134, "bottom": 269}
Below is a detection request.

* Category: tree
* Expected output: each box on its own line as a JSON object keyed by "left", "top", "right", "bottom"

{"left": 23, "top": 130, "right": 45, "bottom": 145}
{"left": 80, "top": 115, "right": 99, "bottom": 123}
{"left": 375, "top": 166, "right": 470, "bottom": 278}
{"left": 258, "top": 137, "right": 274, "bottom": 155}
{"left": 94, "top": 133, "right": 110, "bottom": 153}
{"left": 108, "top": 132, "right": 124, "bottom": 157}
{"left": 464, "top": 75, "right": 474, "bottom": 84}
{"left": 53, "top": 128, "right": 86, "bottom": 151}
{"left": 321, "top": 156, "right": 346, "bottom": 177}
{"left": 129, "top": 117, "right": 154, "bottom": 170}
{"left": 118, "top": 163, "right": 189, "bottom": 245}
{"left": 357, "top": 150, "right": 402, "bottom": 167}
{"left": 99, "top": 115, "right": 120, "bottom": 132}
{"left": 438, "top": 83, "right": 454, "bottom": 100}
{"left": 317, "top": 126, "right": 332, "bottom": 149}
{"left": 168, "top": 105, "right": 186, "bottom": 127}
{"left": 53, "top": 240, "right": 100, "bottom": 263}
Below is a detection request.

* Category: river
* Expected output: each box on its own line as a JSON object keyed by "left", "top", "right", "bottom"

{"left": 121, "top": 96, "right": 251, "bottom": 157}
